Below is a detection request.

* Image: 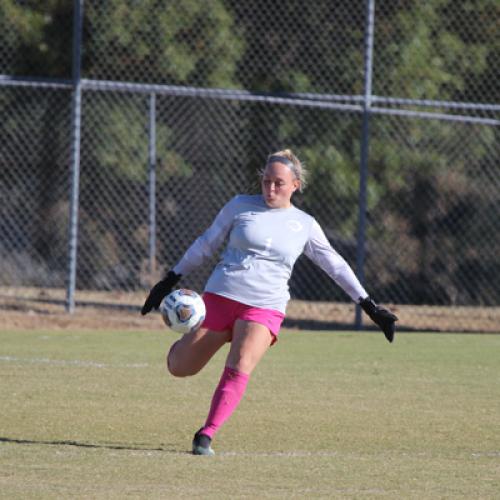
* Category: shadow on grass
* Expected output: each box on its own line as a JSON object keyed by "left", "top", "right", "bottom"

{"left": 283, "top": 317, "right": 419, "bottom": 332}
{"left": 0, "top": 436, "right": 184, "bottom": 454}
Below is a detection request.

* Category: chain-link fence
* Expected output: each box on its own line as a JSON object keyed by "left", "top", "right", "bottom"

{"left": 1, "top": 0, "right": 499, "bottom": 332}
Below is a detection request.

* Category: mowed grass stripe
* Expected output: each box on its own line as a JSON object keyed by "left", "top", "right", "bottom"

{"left": 1, "top": 329, "right": 499, "bottom": 499}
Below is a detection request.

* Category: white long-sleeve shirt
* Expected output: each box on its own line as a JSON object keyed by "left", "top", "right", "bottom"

{"left": 173, "top": 194, "right": 367, "bottom": 313}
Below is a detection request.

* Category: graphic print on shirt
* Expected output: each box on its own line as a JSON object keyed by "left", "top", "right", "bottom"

{"left": 286, "top": 220, "right": 303, "bottom": 232}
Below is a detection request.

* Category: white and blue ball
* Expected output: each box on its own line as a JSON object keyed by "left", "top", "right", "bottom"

{"left": 160, "top": 289, "right": 206, "bottom": 334}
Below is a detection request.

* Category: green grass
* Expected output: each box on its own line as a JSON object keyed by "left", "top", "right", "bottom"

{"left": 1, "top": 329, "right": 499, "bottom": 499}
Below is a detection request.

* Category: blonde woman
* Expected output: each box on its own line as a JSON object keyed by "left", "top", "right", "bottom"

{"left": 142, "top": 149, "right": 397, "bottom": 455}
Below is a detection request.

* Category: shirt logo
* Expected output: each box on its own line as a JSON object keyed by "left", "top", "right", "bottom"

{"left": 286, "top": 220, "right": 303, "bottom": 232}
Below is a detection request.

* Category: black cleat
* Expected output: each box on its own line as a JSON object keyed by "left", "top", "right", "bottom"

{"left": 192, "top": 429, "right": 215, "bottom": 456}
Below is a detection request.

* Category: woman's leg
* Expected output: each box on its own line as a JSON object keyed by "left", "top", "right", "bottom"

{"left": 226, "top": 319, "right": 274, "bottom": 374}
{"left": 199, "top": 320, "right": 272, "bottom": 439}
{"left": 167, "top": 327, "right": 231, "bottom": 377}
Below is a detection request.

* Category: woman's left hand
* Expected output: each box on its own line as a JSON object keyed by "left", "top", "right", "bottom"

{"left": 359, "top": 297, "right": 398, "bottom": 343}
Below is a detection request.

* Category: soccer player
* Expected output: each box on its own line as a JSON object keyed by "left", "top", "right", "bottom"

{"left": 141, "top": 149, "right": 397, "bottom": 455}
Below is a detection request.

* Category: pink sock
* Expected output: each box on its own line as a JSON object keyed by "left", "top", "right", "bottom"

{"left": 201, "top": 366, "right": 249, "bottom": 439}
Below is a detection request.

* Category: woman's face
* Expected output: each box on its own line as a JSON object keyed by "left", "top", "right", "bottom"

{"left": 261, "top": 161, "right": 300, "bottom": 209}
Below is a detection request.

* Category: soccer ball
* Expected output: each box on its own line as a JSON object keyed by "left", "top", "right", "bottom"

{"left": 160, "top": 289, "right": 206, "bottom": 334}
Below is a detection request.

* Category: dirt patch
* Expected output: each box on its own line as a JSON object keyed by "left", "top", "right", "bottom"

{"left": 0, "top": 287, "right": 160, "bottom": 331}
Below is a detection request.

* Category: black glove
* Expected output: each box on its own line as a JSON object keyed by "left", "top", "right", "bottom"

{"left": 141, "top": 270, "right": 182, "bottom": 315}
{"left": 359, "top": 297, "right": 398, "bottom": 343}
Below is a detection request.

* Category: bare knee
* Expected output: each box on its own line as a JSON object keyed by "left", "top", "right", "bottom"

{"left": 227, "top": 344, "right": 268, "bottom": 374}
{"left": 227, "top": 353, "right": 258, "bottom": 375}
{"left": 167, "top": 359, "right": 198, "bottom": 378}
{"left": 166, "top": 341, "right": 184, "bottom": 377}
{"left": 226, "top": 322, "right": 272, "bottom": 375}
{"left": 166, "top": 341, "right": 199, "bottom": 378}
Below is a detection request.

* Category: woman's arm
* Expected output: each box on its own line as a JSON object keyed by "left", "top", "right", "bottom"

{"left": 173, "top": 196, "right": 238, "bottom": 276}
{"left": 303, "top": 219, "right": 368, "bottom": 302}
{"left": 141, "top": 196, "right": 239, "bottom": 315}
{"left": 303, "top": 219, "right": 397, "bottom": 342}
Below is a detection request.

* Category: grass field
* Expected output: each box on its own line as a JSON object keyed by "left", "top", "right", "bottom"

{"left": 1, "top": 328, "right": 499, "bottom": 498}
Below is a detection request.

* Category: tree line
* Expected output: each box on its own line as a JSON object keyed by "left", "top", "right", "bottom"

{"left": 0, "top": 0, "right": 498, "bottom": 306}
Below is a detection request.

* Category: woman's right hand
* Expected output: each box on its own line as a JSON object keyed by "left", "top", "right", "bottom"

{"left": 141, "top": 270, "right": 182, "bottom": 315}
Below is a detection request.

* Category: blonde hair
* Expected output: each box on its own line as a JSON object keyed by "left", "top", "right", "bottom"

{"left": 263, "top": 149, "right": 308, "bottom": 192}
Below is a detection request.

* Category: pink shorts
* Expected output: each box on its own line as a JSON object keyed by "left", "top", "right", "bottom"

{"left": 201, "top": 292, "right": 285, "bottom": 344}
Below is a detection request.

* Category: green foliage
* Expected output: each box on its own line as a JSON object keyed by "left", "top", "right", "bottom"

{"left": 0, "top": 0, "right": 45, "bottom": 72}
{"left": 0, "top": 0, "right": 72, "bottom": 76}
{"left": 227, "top": 0, "right": 364, "bottom": 94}
{"left": 366, "top": 118, "right": 498, "bottom": 304}
{"left": 302, "top": 145, "right": 359, "bottom": 236}
{"left": 89, "top": 98, "right": 191, "bottom": 183}
{"left": 0, "top": 1, "right": 45, "bottom": 47}
{"left": 85, "top": 0, "right": 244, "bottom": 86}
{"left": 375, "top": 0, "right": 496, "bottom": 100}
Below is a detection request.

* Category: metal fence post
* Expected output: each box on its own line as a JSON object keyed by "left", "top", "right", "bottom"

{"left": 66, "top": 0, "right": 84, "bottom": 313}
{"left": 148, "top": 93, "right": 157, "bottom": 278}
{"left": 355, "top": 0, "right": 375, "bottom": 329}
